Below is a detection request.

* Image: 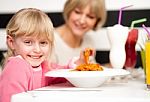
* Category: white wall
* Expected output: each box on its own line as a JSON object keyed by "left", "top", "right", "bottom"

{"left": 0, "top": 0, "right": 150, "bottom": 51}
{"left": 0, "top": 0, "right": 150, "bottom": 13}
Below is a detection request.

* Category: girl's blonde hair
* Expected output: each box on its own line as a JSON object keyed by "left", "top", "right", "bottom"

{"left": 5, "top": 8, "right": 54, "bottom": 62}
{"left": 63, "top": 0, "right": 107, "bottom": 30}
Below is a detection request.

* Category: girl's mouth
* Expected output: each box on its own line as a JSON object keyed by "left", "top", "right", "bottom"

{"left": 28, "top": 55, "right": 42, "bottom": 59}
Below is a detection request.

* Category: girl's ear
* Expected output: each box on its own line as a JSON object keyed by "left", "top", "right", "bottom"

{"left": 6, "top": 35, "right": 15, "bottom": 50}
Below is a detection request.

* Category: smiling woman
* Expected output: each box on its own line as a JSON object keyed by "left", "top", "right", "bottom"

{"left": 50, "top": 0, "right": 107, "bottom": 66}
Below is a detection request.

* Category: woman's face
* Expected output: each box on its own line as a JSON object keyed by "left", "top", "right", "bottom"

{"left": 9, "top": 35, "right": 51, "bottom": 67}
{"left": 67, "top": 4, "right": 97, "bottom": 37}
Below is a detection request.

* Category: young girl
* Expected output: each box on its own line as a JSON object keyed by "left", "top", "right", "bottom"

{"left": 0, "top": 8, "right": 87, "bottom": 102}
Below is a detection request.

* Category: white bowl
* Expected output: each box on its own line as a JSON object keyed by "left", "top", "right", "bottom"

{"left": 45, "top": 68, "right": 130, "bottom": 88}
{"left": 66, "top": 76, "right": 109, "bottom": 88}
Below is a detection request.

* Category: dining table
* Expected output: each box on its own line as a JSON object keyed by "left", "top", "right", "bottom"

{"left": 11, "top": 68, "right": 150, "bottom": 102}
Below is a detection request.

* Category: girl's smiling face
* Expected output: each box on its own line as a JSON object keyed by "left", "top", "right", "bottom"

{"left": 66, "top": 4, "right": 97, "bottom": 37}
{"left": 10, "top": 35, "right": 51, "bottom": 67}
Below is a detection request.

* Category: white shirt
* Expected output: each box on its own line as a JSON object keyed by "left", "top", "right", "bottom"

{"left": 50, "top": 31, "right": 95, "bottom": 65}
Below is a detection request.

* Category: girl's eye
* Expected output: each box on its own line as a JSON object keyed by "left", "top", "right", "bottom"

{"left": 40, "top": 41, "right": 48, "bottom": 46}
{"left": 24, "top": 40, "right": 32, "bottom": 46}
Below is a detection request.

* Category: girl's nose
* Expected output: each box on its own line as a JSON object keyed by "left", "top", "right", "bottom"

{"left": 33, "top": 44, "right": 41, "bottom": 53}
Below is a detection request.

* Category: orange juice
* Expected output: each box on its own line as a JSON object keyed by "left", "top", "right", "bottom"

{"left": 145, "top": 40, "right": 150, "bottom": 88}
{"left": 140, "top": 50, "right": 146, "bottom": 75}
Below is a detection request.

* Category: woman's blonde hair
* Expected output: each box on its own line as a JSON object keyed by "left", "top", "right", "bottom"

{"left": 63, "top": 0, "right": 107, "bottom": 30}
{"left": 5, "top": 8, "right": 54, "bottom": 62}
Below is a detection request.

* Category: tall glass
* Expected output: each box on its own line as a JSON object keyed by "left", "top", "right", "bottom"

{"left": 107, "top": 24, "right": 129, "bottom": 68}
{"left": 124, "top": 29, "right": 138, "bottom": 69}
{"left": 140, "top": 49, "right": 146, "bottom": 75}
{"left": 145, "top": 40, "right": 150, "bottom": 89}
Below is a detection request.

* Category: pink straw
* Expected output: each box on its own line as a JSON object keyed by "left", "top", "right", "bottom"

{"left": 142, "top": 24, "right": 150, "bottom": 38}
{"left": 118, "top": 5, "right": 133, "bottom": 25}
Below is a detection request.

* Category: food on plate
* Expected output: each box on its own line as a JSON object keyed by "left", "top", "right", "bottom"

{"left": 74, "top": 48, "right": 103, "bottom": 71}
{"left": 74, "top": 63, "right": 103, "bottom": 71}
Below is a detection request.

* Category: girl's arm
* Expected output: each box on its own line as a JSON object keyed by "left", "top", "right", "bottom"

{"left": 0, "top": 57, "right": 30, "bottom": 102}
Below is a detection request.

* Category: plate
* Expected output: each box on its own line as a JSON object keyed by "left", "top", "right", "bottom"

{"left": 45, "top": 67, "right": 130, "bottom": 87}
{"left": 45, "top": 67, "right": 130, "bottom": 78}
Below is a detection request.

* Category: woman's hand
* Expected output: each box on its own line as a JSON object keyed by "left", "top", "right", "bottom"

{"left": 76, "top": 48, "right": 95, "bottom": 65}
{"left": 68, "top": 48, "right": 95, "bottom": 69}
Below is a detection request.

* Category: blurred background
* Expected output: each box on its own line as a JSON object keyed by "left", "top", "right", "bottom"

{"left": 0, "top": 0, "right": 150, "bottom": 68}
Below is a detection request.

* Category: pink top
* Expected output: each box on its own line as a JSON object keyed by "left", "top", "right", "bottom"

{"left": 0, "top": 56, "right": 68, "bottom": 102}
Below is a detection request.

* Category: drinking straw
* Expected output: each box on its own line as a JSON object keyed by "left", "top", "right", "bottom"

{"left": 130, "top": 18, "right": 147, "bottom": 29}
{"left": 142, "top": 24, "right": 150, "bottom": 38}
{"left": 118, "top": 5, "right": 133, "bottom": 25}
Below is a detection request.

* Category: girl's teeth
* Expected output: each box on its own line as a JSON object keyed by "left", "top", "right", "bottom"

{"left": 32, "top": 56, "right": 40, "bottom": 59}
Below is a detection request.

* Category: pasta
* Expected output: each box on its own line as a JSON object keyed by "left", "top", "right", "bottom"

{"left": 74, "top": 63, "right": 103, "bottom": 71}
{"left": 73, "top": 48, "right": 103, "bottom": 71}
{"left": 84, "top": 48, "right": 92, "bottom": 64}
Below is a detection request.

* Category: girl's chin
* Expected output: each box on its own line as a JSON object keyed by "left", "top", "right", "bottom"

{"left": 30, "top": 63, "right": 41, "bottom": 68}
{"left": 27, "top": 60, "right": 43, "bottom": 67}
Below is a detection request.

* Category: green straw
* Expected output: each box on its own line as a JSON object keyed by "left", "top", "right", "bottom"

{"left": 130, "top": 18, "right": 147, "bottom": 29}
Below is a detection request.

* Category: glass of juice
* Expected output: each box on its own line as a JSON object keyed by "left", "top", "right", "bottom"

{"left": 140, "top": 49, "right": 146, "bottom": 75}
{"left": 124, "top": 29, "right": 138, "bottom": 69}
{"left": 145, "top": 40, "right": 150, "bottom": 89}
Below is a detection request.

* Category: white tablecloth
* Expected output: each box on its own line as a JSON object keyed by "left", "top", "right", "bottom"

{"left": 11, "top": 76, "right": 150, "bottom": 102}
